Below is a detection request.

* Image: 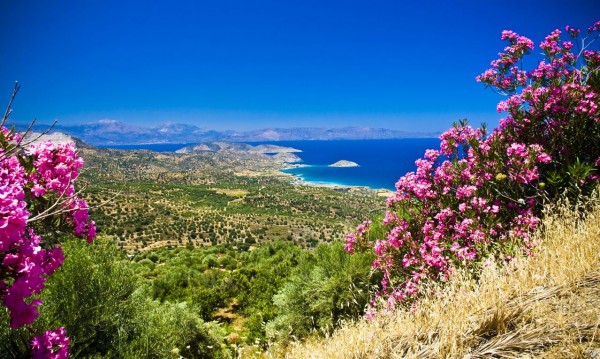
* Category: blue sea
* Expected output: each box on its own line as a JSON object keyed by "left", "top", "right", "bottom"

{"left": 100, "top": 139, "right": 440, "bottom": 190}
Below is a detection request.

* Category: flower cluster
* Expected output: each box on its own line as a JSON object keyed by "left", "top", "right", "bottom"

{"left": 2, "top": 229, "right": 64, "bottom": 328}
{"left": 475, "top": 29, "right": 534, "bottom": 94}
{"left": 481, "top": 24, "right": 600, "bottom": 195}
{"left": 348, "top": 20, "right": 600, "bottom": 312}
{"left": 31, "top": 328, "right": 70, "bottom": 359}
{"left": 26, "top": 141, "right": 95, "bottom": 242}
{"left": 1, "top": 122, "right": 95, "bottom": 357}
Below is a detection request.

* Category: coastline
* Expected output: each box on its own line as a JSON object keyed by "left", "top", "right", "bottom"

{"left": 280, "top": 166, "right": 355, "bottom": 188}
{"left": 96, "top": 138, "right": 434, "bottom": 195}
{"left": 278, "top": 166, "right": 394, "bottom": 197}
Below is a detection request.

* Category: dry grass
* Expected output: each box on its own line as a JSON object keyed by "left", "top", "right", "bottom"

{"left": 269, "top": 197, "right": 600, "bottom": 359}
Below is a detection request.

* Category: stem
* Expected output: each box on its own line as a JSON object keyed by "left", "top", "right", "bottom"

{"left": 1, "top": 82, "right": 20, "bottom": 128}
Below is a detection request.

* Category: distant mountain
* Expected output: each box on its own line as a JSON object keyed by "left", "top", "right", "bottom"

{"left": 6, "top": 120, "right": 440, "bottom": 145}
{"left": 152, "top": 122, "right": 211, "bottom": 136}
{"left": 176, "top": 141, "right": 303, "bottom": 163}
{"left": 175, "top": 141, "right": 301, "bottom": 154}
{"left": 223, "top": 127, "right": 440, "bottom": 142}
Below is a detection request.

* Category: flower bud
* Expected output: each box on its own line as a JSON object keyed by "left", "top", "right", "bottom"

{"left": 539, "top": 182, "right": 545, "bottom": 188}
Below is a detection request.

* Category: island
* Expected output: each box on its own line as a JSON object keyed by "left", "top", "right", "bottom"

{"left": 329, "top": 160, "right": 359, "bottom": 167}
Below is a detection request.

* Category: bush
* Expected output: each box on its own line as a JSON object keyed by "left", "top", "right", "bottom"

{"left": 123, "top": 297, "right": 229, "bottom": 359}
{"left": 39, "top": 238, "right": 137, "bottom": 357}
{"left": 266, "top": 242, "right": 379, "bottom": 339}
{"left": 234, "top": 241, "right": 304, "bottom": 341}
{"left": 346, "top": 20, "right": 600, "bottom": 312}
{"left": 0, "top": 237, "right": 229, "bottom": 358}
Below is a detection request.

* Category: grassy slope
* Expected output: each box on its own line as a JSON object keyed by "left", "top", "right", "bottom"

{"left": 272, "top": 198, "right": 600, "bottom": 358}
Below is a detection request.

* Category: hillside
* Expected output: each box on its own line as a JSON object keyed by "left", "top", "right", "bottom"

{"left": 175, "top": 142, "right": 303, "bottom": 163}
{"left": 78, "top": 145, "right": 385, "bottom": 252}
{"left": 174, "top": 142, "right": 302, "bottom": 155}
{"left": 275, "top": 199, "right": 600, "bottom": 358}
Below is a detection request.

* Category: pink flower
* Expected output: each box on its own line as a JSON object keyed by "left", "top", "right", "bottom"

{"left": 456, "top": 185, "right": 477, "bottom": 199}
{"left": 344, "top": 232, "right": 357, "bottom": 254}
{"left": 536, "top": 152, "right": 552, "bottom": 163}
{"left": 1, "top": 130, "right": 94, "bottom": 331}
{"left": 31, "top": 184, "right": 46, "bottom": 197}
{"left": 31, "top": 327, "right": 70, "bottom": 359}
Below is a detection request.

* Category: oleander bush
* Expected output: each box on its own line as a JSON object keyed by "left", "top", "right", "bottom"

{"left": 346, "top": 20, "right": 600, "bottom": 313}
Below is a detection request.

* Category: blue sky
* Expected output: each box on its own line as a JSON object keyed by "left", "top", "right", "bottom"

{"left": 1, "top": 1, "right": 598, "bottom": 131}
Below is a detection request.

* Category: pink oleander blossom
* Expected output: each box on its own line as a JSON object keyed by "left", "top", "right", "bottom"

{"left": 31, "top": 328, "right": 70, "bottom": 359}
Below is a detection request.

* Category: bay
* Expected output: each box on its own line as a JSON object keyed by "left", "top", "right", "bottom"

{"left": 99, "top": 138, "right": 441, "bottom": 190}
{"left": 253, "top": 139, "right": 440, "bottom": 190}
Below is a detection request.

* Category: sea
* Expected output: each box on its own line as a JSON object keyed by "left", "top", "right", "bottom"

{"left": 99, "top": 138, "right": 441, "bottom": 190}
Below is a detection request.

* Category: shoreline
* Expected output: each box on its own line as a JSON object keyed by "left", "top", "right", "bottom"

{"left": 278, "top": 167, "right": 395, "bottom": 196}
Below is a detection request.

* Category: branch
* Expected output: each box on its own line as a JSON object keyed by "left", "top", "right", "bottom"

{"left": 17, "top": 120, "right": 57, "bottom": 148}
{"left": 0, "top": 120, "right": 59, "bottom": 162}
{"left": 1, "top": 82, "right": 20, "bottom": 128}
{"left": 27, "top": 179, "right": 121, "bottom": 223}
{"left": 27, "top": 174, "right": 78, "bottom": 223}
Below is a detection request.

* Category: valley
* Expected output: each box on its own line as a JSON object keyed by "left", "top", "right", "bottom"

{"left": 79, "top": 145, "right": 386, "bottom": 253}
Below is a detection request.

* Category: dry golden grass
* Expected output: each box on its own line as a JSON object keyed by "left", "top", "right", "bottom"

{"left": 269, "top": 197, "right": 600, "bottom": 358}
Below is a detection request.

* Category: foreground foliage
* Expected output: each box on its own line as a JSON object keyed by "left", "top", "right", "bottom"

{"left": 0, "top": 84, "right": 96, "bottom": 357}
{"left": 280, "top": 195, "right": 600, "bottom": 358}
{"left": 1, "top": 237, "right": 377, "bottom": 357}
{"left": 267, "top": 242, "right": 379, "bottom": 340}
{"left": 133, "top": 240, "right": 377, "bottom": 348}
{"left": 346, "top": 20, "right": 600, "bottom": 311}
{"left": 1, "top": 238, "right": 229, "bottom": 358}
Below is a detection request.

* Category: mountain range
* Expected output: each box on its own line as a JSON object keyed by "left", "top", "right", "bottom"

{"left": 8, "top": 119, "right": 440, "bottom": 145}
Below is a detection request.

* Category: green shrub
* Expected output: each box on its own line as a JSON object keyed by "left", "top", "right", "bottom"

{"left": 0, "top": 237, "right": 229, "bottom": 358}
{"left": 266, "top": 242, "right": 379, "bottom": 340}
